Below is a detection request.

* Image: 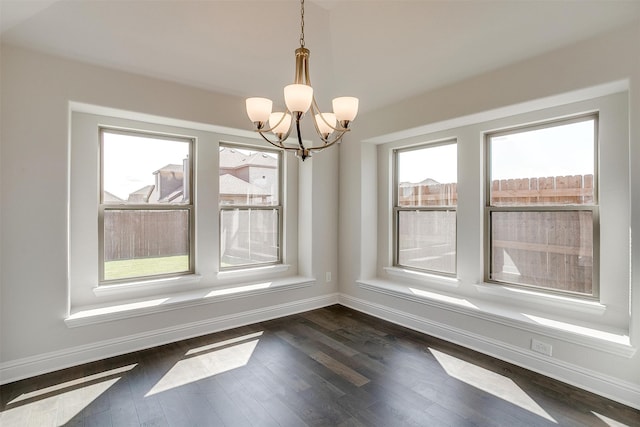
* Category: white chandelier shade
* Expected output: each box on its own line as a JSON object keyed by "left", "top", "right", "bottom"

{"left": 284, "top": 84, "right": 314, "bottom": 113}
{"left": 245, "top": 0, "right": 358, "bottom": 161}
{"left": 269, "top": 112, "right": 292, "bottom": 137}
{"left": 246, "top": 97, "right": 273, "bottom": 124}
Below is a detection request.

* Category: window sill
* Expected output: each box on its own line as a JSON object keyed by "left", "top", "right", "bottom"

{"left": 473, "top": 282, "right": 606, "bottom": 316}
{"left": 93, "top": 274, "right": 203, "bottom": 297}
{"left": 216, "top": 263, "right": 290, "bottom": 280}
{"left": 67, "top": 275, "right": 314, "bottom": 328}
{"left": 357, "top": 278, "right": 635, "bottom": 358}
{"left": 384, "top": 266, "right": 460, "bottom": 288}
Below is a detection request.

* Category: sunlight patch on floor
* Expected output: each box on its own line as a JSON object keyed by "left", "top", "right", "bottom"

{"left": 145, "top": 334, "right": 261, "bottom": 396}
{"left": 591, "top": 411, "right": 628, "bottom": 426}
{"left": 8, "top": 364, "right": 137, "bottom": 405}
{"left": 429, "top": 348, "right": 557, "bottom": 423}
{"left": 3, "top": 364, "right": 136, "bottom": 426}
{"left": 185, "top": 331, "right": 263, "bottom": 356}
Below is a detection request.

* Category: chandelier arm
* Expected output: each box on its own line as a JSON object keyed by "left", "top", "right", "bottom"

{"left": 304, "top": 129, "right": 350, "bottom": 151}
{"left": 295, "top": 114, "right": 307, "bottom": 153}
{"left": 256, "top": 131, "right": 285, "bottom": 149}
{"left": 256, "top": 130, "right": 301, "bottom": 152}
{"left": 308, "top": 101, "right": 330, "bottom": 144}
{"left": 254, "top": 109, "right": 289, "bottom": 134}
{"left": 310, "top": 97, "right": 349, "bottom": 133}
{"left": 255, "top": 109, "right": 296, "bottom": 149}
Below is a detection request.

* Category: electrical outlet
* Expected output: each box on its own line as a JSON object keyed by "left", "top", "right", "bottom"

{"left": 531, "top": 339, "right": 553, "bottom": 356}
{"left": 326, "top": 272, "right": 331, "bottom": 283}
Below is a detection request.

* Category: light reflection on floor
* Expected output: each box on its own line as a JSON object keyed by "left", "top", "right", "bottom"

{"left": 1, "top": 331, "right": 264, "bottom": 426}
{"left": 3, "top": 364, "right": 138, "bottom": 426}
{"left": 145, "top": 332, "right": 262, "bottom": 396}
{"left": 429, "top": 347, "right": 557, "bottom": 423}
{"left": 591, "top": 411, "right": 629, "bottom": 426}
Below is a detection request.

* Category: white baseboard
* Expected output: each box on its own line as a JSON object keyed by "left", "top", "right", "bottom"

{"left": 338, "top": 293, "right": 640, "bottom": 411}
{"left": 4, "top": 291, "right": 638, "bottom": 411}
{"left": 0, "top": 293, "right": 339, "bottom": 385}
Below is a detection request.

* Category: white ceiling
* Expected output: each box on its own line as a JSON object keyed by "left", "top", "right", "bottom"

{"left": 2, "top": 0, "right": 639, "bottom": 113}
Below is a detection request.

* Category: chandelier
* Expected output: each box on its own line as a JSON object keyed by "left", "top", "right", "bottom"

{"left": 245, "top": 0, "right": 359, "bottom": 161}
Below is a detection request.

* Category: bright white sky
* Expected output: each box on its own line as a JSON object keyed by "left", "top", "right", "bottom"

{"left": 398, "top": 143, "right": 457, "bottom": 184}
{"left": 103, "top": 132, "right": 189, "bottom": 200}
{"left": 491, "top": 119, "right": 594, "bottom": 181}
{"left": 104, "top": 119, "right": 595, "bottom": 197}
{"left": 398, "top": 119, "right": 594, "bottom": 184}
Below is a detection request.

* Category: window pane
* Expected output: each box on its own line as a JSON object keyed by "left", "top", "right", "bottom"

{"left": 397, "top": 210, "right": 456, "bottom": 274}
{"left": 103, "top": 209, "right": 190, "bottom": 281}
{"left": 489, "top": 119, "right": 595, "bottom": 206}
{"left": 102, "top": 131, "right": 191, "bottom": 204}
{"left": 397, "top": 143, "right": 457, "bottom": 207}
{"left": 219, "top": 146, "right": 279, "bottom": 206}
{"left": 220, "top": 209, "right": 279, "bottom": 268}
{"left": 490, "top": 211, "right": 593, "bottom": 295}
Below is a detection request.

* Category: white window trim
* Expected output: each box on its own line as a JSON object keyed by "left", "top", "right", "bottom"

{"left": 218, "top": 142, "right": 284, "bottom": 271}
{"left": 375, "top": 89, "right": 630, "bottom": 342}
{"left": 483, "top": 114, "right": 600, "bottom": 299}
{"left": 98, "top": 127, "right": 196, "bottom": 284}
{"left": 392, "top": 139, "right": 458, "bottom": 276}
{"left": 69, "top": 106, "right": 300, "bottom": 313}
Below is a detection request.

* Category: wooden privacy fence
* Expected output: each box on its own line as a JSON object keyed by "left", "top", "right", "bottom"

{"left": 491, "top": 174, "right": 594, "bottom": 205}
{"left": 491, "top": 210, "right": 593, "bottom": 294}
{"left": 398, "top": 183, "right": 457, "bottom": 206}
{"left": 398, "top": 174, "right": 594, "bottom": 294}
{"left": 398, "top": 174, "right": 594, "bottom": 206}
{"left": 104, "top": 210, "right": 189, "bottom": 261}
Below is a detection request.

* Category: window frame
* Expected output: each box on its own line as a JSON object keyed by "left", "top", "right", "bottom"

{"left": 98, "top": 127, "right": 195, "bottom": 284}
{"left": 483, "top": 113, "right": 600, "bottom": 299}
{"left": 392, "top": 139, "right": 458, "bottom": 276}
{"left": 218, "top": 141, "right": 284, "bottom": 271}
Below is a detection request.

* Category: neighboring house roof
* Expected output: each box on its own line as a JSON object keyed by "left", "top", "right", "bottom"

{"left": 219, "top": 147, "right": 277, "bottom": 169}
{"left": 420, "top": 178, "right": 440, "bottom": 185}
{"left": 159, "top": 188, "right": 184, "bottom": 203}
{"left": 153, "top": 164, "right": 183, "bottom": 174}
{"left": 219, "top": 174, "right": 271, "bottom": 196}
{"left": 400, "top": 178, "right": 441, "bottom": 186}
{"left": 103, "top": 191, "right": 123, "bottom": 202}
{"left": 244, "top": 152, "right": 277, "bottom": 168}
{"left": 128, "top": 185, "right": 155, "bottom": 202}
{"left": 219, "top": 147, "right": 250, "bottom": 168}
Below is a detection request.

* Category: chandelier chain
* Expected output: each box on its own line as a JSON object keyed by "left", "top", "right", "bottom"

{"left": 299, "top": 0, "right": 305, "bottom": 47}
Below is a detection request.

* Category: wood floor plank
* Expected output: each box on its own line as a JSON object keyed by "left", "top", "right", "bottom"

{"left": 201, "top": 385, "right": 253, "bottom": 427}
{"left": 275, "top": 330, "right": 370, "bottom": 387}
{"left": 289, "top": 322, "right": 360, "bottom": 357}
{"left": 2, "top": 305, "right": 638, "bottom": 427}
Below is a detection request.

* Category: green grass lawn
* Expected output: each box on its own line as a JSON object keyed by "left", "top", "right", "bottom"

{"left": 104, "top": 255, "right": 189, "bottom": 281}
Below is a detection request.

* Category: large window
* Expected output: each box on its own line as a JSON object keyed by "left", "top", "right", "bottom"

{"left": 219, "top": 144, "right": 282, "bottom": 269}
{"left": 99, "top": 129, "right": 194, "bottom": 283}
{"left": 394, "top": 141, "right": 457, "bottom": 275}
{"left": 485, "top": 115, "right": 598, "bottom": 297}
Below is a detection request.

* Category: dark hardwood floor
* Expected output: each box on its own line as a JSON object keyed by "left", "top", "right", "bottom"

{"left": 1, "top": 305, "right": 639, "bottom": 426}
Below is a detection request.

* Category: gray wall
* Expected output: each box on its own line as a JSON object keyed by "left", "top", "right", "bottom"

{"left": 339, "top": 21, "right": 640, "bottom": 407}
{"left": 0, "top": 44, "right": 339, "bottom": 380}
